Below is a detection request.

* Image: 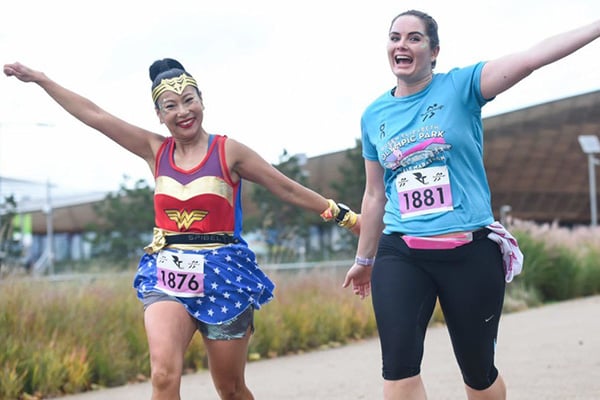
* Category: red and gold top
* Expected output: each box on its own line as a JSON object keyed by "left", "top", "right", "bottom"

{"left": 153, "top": 135, "right": 240, "bottom": 235}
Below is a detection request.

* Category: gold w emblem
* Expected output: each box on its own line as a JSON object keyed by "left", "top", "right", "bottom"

{"left": 165, "top": 209, "right": 208, "bottom": 230}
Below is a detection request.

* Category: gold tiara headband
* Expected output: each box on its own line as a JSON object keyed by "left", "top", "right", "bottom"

{"left": 151, "top": 73, "right": 199, "bottom": 103}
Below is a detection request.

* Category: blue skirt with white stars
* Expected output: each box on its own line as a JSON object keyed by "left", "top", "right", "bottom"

{"left": 133, "top": 243, "right": 275, "bottom": 325}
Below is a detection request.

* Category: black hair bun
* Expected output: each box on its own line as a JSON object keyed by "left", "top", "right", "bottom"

{"left": 149, "top": 58, "right": 186, "bottom": 82}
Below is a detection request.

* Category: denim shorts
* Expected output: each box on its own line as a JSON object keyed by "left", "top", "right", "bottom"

{"left": 141, "top": 291, "right": 255, "bottom": 340}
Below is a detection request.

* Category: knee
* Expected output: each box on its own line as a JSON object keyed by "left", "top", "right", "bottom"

{"left": 463, "top": 365, "right": 499, "bottom": 391}
{"left": 382, "top": 362, "right": 421, "bottom": 381}
{"left": 213, "top": 379, "right": 251, "bottom": 400}
{"left": 383, "top": 375, "right": 426, "bottom": 399}
{"left": 150, "top": 364, "right": 180, "bottom": 392}
{"left": 465, "top": 373, "right": 506, "bottom": 399}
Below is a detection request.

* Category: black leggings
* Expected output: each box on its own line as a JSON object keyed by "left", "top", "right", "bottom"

{"left": 371, "top": 233, "right": 506, "bottom": 390}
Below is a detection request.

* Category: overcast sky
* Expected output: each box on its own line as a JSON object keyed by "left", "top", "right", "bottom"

{"left": 1, "top": 0, "right": 599, "bottom": 198}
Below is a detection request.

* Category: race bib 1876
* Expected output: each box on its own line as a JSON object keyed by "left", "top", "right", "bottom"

{"left": 156, "top": 250, "right": 205, "bottom": 297}
{"left": 395, "top": 166, "right": 454, "bottom": 218}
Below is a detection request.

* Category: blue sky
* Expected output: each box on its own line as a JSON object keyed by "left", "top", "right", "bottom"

{"left": 1, "top": 0, "right": 599, "bottom": 197}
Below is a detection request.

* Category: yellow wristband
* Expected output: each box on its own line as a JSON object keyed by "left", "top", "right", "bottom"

{"left": 337, "top": 208, "right": 358, "bottom": 229}
{"left": 320, "top": 199, "right": 340, "bottom": 221}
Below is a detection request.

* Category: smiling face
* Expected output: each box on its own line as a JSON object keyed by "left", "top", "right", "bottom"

{"left": 387, "top": 14, "right": 439, "bottom": 84}
{"left": 156, "top": 86, "right": 204, "bottom": 137}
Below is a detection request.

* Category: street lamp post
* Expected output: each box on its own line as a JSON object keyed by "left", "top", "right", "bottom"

{"left": 44, "top": 179, "right": 54, "bottom": 275}
{"left": 1, "top": 121, "right": 57, "bottom": 274}
{"left": 578, "top": 135, "right": 600, "bottom": 227}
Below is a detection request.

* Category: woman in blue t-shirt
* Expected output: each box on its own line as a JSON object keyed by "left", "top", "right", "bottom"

{"left": 342, "top": 9, "right": 600, "bottom": 399}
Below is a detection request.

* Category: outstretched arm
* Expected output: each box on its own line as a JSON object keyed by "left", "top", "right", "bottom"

{"left": 225, "top": 138, "right": 360, "bottom": 234}
{"left": 3, "top": 62, "right": 164, "bottom": 166}
{"left": 480, "top": 19, "right": 600, "bottom": 100}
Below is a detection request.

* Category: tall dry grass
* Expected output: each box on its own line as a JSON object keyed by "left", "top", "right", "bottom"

{"left": 0, "top": 268, "right": 376, "bottom": 400}
{"left": 510, "top": 219, "right": 600, "bottom": 301}
{"left": 511, "top": 219, "right": 600, "bottom": 255}
{"left": 0, "top": 276, "right": 147, "bottom": 399}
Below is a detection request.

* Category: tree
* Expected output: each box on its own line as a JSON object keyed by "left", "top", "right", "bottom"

{"left": 330, "top": 138, "right": 366, "bottom": 250}
{"left": 0, "top": 195, "right": 18, "bottom": 273}
{"left": 245, "top": 151, "right": 321, "bottom": 263}
{"left": 331, "top": 138, "right": 365, "bottom": 211}
{"left": 86, "top": 176, "right": 154, "bottom": 265}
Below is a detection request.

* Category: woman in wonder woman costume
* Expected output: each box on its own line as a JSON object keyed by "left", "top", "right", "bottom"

{"left": 4, "top": 58, "right": 359, "bottom": 400}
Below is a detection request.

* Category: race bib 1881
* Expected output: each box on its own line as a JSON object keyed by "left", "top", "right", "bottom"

{"left": 395, "top": 166, "right": 454, "bottom": 218}
{"left": 156, "top": 249, "right": 205, "bottom": 297}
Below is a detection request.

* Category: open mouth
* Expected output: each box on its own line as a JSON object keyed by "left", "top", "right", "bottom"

{"left": 394, "top": 55, "right": 413, "bottom": 65}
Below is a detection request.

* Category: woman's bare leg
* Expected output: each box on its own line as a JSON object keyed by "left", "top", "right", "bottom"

{"left": 202, "top": 327, "right": 254, "bottom": 400}
{"left": 383, "top": 374, "right": 427, "bottom": 400}
{"left": 144, "top": 301, "right": 197, "bottom": 400}
{"left": 465, "top": 374, "right": 506, "bottom": 400}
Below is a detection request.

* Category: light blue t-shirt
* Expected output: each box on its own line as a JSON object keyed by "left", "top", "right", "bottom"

{"left": 362, "top": 62, "right": 495, "bottom": 236}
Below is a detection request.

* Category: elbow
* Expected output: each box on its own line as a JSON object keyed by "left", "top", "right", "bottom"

{"left": 362, "top": 191, "right": 385, "bottom": 213}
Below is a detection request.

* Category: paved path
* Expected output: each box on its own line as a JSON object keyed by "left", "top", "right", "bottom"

{"left": 61, "top": 295, "right": 600, "bottom": 399}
